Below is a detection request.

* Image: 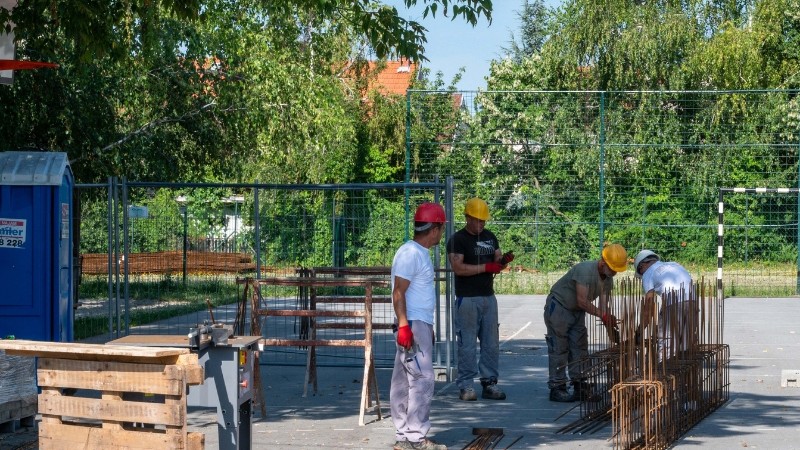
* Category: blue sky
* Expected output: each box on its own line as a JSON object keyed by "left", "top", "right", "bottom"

{"left": 385, "top": 1, "right": 560, "bottom": 91}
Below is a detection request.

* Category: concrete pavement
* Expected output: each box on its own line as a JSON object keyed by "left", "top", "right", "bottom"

{"left": 209, "top": 295, "right": 800, "bottom": 449}
{"left": 4, "top": 295, "right": 800, "bottom": 449}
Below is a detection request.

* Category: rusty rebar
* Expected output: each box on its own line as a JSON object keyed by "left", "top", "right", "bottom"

{"left": 559, "top": 278, "right": 729, "bottom": 449}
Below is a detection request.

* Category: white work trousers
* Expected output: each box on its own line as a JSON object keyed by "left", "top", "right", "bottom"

{"left": 390, "top": 320, "right": 435, "bottom": 443}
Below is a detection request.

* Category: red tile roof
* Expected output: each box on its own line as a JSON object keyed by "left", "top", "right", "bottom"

{"left": 370, "top": 60, "right": 418, "bottom": 96}
{"left": 339, "top": 60, "right": 418, "bottom": 99}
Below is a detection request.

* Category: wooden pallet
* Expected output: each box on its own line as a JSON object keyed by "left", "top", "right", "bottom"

{"left": 0, "top": 348, "right": 38, "bottom": 433}
{"left": 0, "top": 340, "right": 205, "bottom": 450}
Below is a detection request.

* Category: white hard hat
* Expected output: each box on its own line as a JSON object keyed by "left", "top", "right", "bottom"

{"left": 633, "top": 250, "right": 660, "bottom": 279}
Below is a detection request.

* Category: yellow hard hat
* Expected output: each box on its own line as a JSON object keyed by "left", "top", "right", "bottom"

{"left": 464, "top": 197, "right": 490, "bottom": 221}
{"left": 602, "top": 244, "right": 628, "bottom": 273}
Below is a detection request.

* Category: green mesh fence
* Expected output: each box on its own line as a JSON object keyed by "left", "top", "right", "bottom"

{"left": 75, "top": 181, "right": 450, "bottom": 368}
{"left": 408, "top": 89, "right": 800, "bottom": 296}
{"left": 720, "top": 188, "right": 800, "bottom": 297}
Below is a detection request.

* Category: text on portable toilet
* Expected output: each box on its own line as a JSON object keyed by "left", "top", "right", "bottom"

{"left": 0, "top": 218, "right": 25, "bottom": 248}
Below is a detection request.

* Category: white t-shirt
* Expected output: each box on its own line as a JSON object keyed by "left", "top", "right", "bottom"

{"left": 641, "top": 261, "right": 693, "bottom": 303}
{"left": 391, "top": 240, "right": 436, "bottom": 325}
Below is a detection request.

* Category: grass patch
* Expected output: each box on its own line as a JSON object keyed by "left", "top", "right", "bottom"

{"left": 79, "top": 273, "right": 240, "bottom": 302}
{"left": 494, "top": 264, "right": 800, "bottom": 297}
{"left": 74, "top": 262, "right": 800, "bottom": 341}
{"left": 74, "top": 301, "right": 214, "bottom": 340}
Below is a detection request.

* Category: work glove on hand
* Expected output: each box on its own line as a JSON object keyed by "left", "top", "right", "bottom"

{"left": 396, "top": 325, "right": 414, "bottom": 349}
{"left": 500, "top": 251, "right": 515, "bottom": 265}
{"left": 485, "top": 262, "right": 504, "bottom": 274}
{"left": 601, "top": 313, "right": 620, "bottom": 344}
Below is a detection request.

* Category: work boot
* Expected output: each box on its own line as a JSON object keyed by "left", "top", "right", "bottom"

{"left": 549, "top": 387, "right": 576, "bottom": 402}
{"left": 480, "top": 377, "right": 506, "bottom": 400}
{"left": 572, "top": 380, "right": 600, "bottom": 402}
{"left": 410, "top": 437, "right": 447, "bottom": 450}
{"left": 459, "top": 387, "right": 477, "bottom": 401}
{"left": 393, "top": 440, "right": 414, "bottom": 450}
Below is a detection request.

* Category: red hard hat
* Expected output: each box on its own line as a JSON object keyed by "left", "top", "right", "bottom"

{"left": 414, "top": 202, "right": 446, "bottom": 223}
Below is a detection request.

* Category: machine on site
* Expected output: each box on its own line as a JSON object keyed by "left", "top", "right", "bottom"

{"left": 110, "top": 322, "right": 259, "bottom": 450}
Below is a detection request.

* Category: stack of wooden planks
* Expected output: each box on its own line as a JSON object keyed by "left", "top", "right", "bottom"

{"left": 0, "top": 340, "right": 206, "bottom": 450}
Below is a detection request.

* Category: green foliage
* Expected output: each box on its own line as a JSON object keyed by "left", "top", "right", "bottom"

{"left": 0, "top": 0, "right": 492, "bottom": 187}
{"left": 127, "top": 189, "right": 184, "bottom": 253}
{"left": 349, "top": 194, "right": 407, "bottom": 266}
{"left": 355, "top": 90, "right": 407, "bottom": 183}
{"left": 1, "top": 1, "right": 491, "bottom": 63}
{"left": 503, "top": 0, "right": 550, "bottom": 62}
{"left": 78, "top": 194, "right": 112, "bottom": 254}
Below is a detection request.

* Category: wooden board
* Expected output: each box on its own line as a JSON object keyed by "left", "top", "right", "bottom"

{"left": 187, "top": 431, "right": 205, "bottom": 450}
{"left": 108, "top": 335, "right": 192, "bottom": 347}
{"left": 38, "top": 359, "right": 189, "bottom": 395}
{"left": 39, "top": 394, "right": 185, "bottom": 427}
{"left": 0, "top": 340, "right": 192, "bottom": 364}
{"left": 39, "top": 422, "right": 193, "bottom": 450}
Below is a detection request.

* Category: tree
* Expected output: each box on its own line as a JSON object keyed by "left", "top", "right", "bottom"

{"left": 0, "top": 0, "right": 493, "bottom": 184}
{"left": 503, "top": 0, "right": 550, "bottom": 63}
{"left": 1, "top": 0, "right": 492, "bottom": 63}
{"left": 457, "top": 0, "right": 800, "bottom": 267}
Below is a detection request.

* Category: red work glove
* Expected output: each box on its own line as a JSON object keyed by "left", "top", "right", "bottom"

{"left": 485, "top": 262, "right": 504, "bottom": 274}
{"left": 396, "top": 325, "right": 414, "bottom": 349}
{"left": 500, "top": 251, "right": 515, "bottom": 265}
{"left": 601, "top": 313, "right": 616, "bottom": 327}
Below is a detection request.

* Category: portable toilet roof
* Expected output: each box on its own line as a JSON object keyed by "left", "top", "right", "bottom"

{"left": 0, "top": 151, "right": 70, "bottom": 186}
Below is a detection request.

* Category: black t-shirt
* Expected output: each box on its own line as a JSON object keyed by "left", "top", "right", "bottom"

{"left": 446, "top": 228, "right": 499, "bottom": 297}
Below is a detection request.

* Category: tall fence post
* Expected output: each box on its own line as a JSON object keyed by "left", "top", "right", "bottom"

{"left": 121, "top": 178, "right": 130, "bottom": 335}
{"left": 598, "top": 91, "right": 606, "bottom": 249}
{"left": 254, "top": 183, "right": 261, "bottom": 279}
{"left": 444, "top": 175, "right": 454, "bottom": 380}
{"left": 182, "top": 204, "right": 188, "bottom": 287}
{"left": 106, "top": 177, "right": 115, "bottom": 340}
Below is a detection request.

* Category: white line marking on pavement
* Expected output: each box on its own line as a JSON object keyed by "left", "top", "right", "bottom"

{"left": 501, "top": 321, "right": 532, "bottom": 348}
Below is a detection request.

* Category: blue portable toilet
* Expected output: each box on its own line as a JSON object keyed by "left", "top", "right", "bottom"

{"left": 0, "top": 151, "right": 73, "bottom": 342}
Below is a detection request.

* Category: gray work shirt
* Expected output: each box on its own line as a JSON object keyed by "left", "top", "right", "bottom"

{"left": 548, "top": 260, "right": 613, "bottom": 311}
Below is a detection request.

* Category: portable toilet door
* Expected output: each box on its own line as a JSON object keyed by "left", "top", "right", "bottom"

{"left": 0, "top": 151, "right": 74, "bottom": 342}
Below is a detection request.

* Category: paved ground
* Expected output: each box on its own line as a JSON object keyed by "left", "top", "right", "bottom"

{"left": 3, "top": 295, "right": 800, "bottom": 449}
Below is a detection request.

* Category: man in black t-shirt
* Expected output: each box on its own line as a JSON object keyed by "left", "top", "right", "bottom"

{"left": 446, "top": 198, "right": 513, "bottom": 401}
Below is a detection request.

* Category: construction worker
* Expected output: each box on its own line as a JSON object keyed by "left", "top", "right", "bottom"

{"left": 390, "top": 202, "right": 448, "bottom": 450}
{"left": 633, "top": 250, "right": 696, "bottom": 361}
{"left": 543, "top": 244, "right": 627, "bottom": 402}
{"left": 446, "top": 197, "right": 513, "bottom": 401}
